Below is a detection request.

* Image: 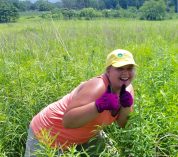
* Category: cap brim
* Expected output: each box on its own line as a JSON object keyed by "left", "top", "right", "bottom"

{"left": 112, "top": 61, "right": 138, "bottom": 68}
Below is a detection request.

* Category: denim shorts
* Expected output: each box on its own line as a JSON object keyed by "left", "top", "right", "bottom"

{"left": 24, "top": 127, "right": 62, "bottom": 157}
{"left": 24, "top": 127, "right": 106, "bottom": 157}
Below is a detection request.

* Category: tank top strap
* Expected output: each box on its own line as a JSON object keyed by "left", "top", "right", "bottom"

{"left": 96, "top": 74, "right": 110, "bottom": 88}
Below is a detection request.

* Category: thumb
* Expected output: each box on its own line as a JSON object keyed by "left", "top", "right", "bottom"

{"left": 120, "top": 84, "right": 126, "bottom": 96}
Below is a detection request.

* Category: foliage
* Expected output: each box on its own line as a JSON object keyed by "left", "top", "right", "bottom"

{"left": 16, "top": 1, "right": 32, "bottom": 12}
{"left": 139, "top": 0, "right": 166, "bottom": 20}
{"left": 61, "top": 9, "right": 79, "bottom": 19}
{"left": 80, "top": 8, "right": 99, "bottom": 20}
{"left": 51, "top": 9, "right": 64, "bottom": 19}
{"left": 34, "top": 0, "right": 55, "bottom": 11}
{"left": 1, "top": 0, "right": 178, "bottom": 22}
{"left": 0, "top": 0, "right": 19, "bottom": 23}
{"left": 3, "top": 0, "right": 175, "bottom": 14}
{"left": 39, "top": 7, "right": 140, "bottom": 20}
{"left": 0, "top": 18, "right": 178, "bottom": 156}
{"left": 117, "top": 7, "right": 138, "bottom": 18}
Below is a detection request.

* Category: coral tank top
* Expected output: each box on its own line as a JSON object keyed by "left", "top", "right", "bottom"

{"left": 30, "top": 74, "right": 118, "bottom": 149}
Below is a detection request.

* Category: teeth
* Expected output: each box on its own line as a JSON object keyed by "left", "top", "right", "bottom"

{"left": 121, "top": 78, "right": 128, "bottom": 80}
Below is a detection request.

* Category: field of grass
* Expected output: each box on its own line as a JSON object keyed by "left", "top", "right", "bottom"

{"left": 0, "top": 17, "right": 178, "bottom": 157}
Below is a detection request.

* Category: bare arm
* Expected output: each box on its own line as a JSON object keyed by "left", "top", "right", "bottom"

{"left": 117, "top": 107, "right": 131, "bottom": 128}
{"left": 117, "top": 84, "right": 134, "bottom": 128}
{"left": 63, "top": 102, "right": 98, "bottom": 128}
{"left": 63, "top": 78, "right": 106, "bottom": 128}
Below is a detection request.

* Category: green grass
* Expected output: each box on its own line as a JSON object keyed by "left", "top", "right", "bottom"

{"left": 0, "top": 17, "right": 178, "bottom": 157}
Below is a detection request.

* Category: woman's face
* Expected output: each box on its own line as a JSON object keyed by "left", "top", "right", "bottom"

{"left": 106, "top": 64, "right": 135, "bottom": 92}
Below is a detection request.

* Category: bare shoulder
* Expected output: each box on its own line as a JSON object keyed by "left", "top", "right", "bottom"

{"left": 77, "top": 77, "right": 106, "bottom": 99}
{"left": 67, "top": 76, "right": 107, "bottom": 110}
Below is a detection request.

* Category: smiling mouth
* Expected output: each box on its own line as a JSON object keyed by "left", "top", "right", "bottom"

{"left": 120, "top": 78, "right": 129, "bottom": 81}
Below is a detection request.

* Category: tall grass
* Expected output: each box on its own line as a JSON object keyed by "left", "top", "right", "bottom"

{"left": 0, "top": 18, "right": 178, "bottom": 156}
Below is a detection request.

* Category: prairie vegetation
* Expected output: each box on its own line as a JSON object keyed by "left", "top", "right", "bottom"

{"left": 0, "top": 18, "right": 178, "bottom": 156}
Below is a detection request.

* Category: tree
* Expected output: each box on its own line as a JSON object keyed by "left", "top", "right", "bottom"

{"left": 97, "top": 0, "right": 106, "bottom": 9}
{"left": 127, "top": 0, "right": 145, "bottom": 9}
{"left": 172, "top": 0, "right": 178, "bottom": 12}
{"left": 80, "top": 8, "right": 98, "bottom": 19}
{"left": 139, "top": 0, "right": 166, "bottom": 20}
{"left": 61, "top": 0, "right": 76, "bottom": 9}
{"left": 0, "top": 0, "right": 19, "bottom": 23}
{"left": 119, "top": 0, "right": 128, "bottom": 9}
{"left": 87, "top": 0, "right": 100, "bottom": 9}
{"left": 18, "top": 1, "right": 32, "bottom": 11}
{"left": 61, "top": 9, "right": 78, "bottom": 19}
{"left": 32, "top": 0, "right": 55, "bottom": 11}
{"left": 103, "top": 0, "right": 119, "bottom": 9}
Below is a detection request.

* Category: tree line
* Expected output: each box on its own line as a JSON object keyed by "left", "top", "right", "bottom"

{"left": 0, "top": 0, "right": 178, "bottom": 23}
{"left": 2, "top": 0, "right": 178, "bottom": 12}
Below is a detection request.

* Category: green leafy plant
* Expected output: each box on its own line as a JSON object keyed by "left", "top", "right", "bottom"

{"left": 0, "top": 17, "right": 177, "bottom": 156}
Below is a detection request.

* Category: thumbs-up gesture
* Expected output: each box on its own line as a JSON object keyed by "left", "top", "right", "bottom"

{"left": 120, "top": 85, "right": 133, "bottom": 107}
{"left": 95, "top": 87, "right": 119, "bottom": 113}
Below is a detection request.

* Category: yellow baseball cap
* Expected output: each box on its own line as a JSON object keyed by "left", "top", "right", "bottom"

{"left": 106, "top": 49, "right": 137, "bottom": 68}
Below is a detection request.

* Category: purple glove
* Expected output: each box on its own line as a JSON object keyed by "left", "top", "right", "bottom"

{"left": 95, "top": 88, "right": 119, "bottom": 113}
{"left": 120, "top": 85, "right": 133, "bottom": 107}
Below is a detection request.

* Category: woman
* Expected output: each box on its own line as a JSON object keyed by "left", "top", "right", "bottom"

{"left": 25, "top": 49, "right": 137, "bottom": 156}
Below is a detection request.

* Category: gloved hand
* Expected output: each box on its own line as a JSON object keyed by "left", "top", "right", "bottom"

{"left": 120, "top": 85, "right": 133, "bottom": 107}
{"left": 95, "top": 88, "right": 119, "bottom": 113}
